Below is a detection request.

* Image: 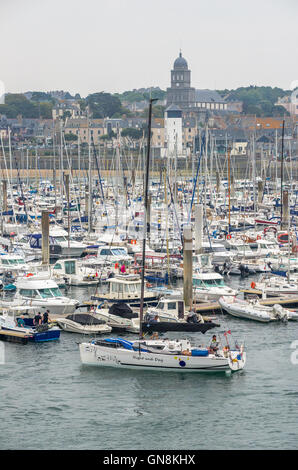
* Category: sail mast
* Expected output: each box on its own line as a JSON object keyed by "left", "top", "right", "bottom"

{"left": 139, "top": 98, "right": 156, "bottom": 339}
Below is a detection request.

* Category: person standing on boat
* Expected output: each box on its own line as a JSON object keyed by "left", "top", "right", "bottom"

{"left": 43, "top": 310, "right": 51, "bottom": 324}
{"left": 120, "top": 264, "right": 126, "bottom": 274}
{"left": 33, "top": 312, "right": 42, "bottom": 326}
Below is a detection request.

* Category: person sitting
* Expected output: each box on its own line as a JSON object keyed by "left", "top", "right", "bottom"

{"left": 187, "top": 310, "right": 198, "bottom": 323}
{"left": 209, "top": 335, "right": 219, "bottom": 353}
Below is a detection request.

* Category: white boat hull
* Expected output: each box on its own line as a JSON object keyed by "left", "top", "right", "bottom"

{"left": 56, "top": 319, "right": 111, "bottom": 334}
{"left": 79, "top": 343, "right": 246, "bottom": 372}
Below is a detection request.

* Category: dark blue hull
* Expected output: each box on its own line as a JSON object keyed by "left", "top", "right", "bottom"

{"left": 29, "top": 329, "right": 60, "bottom": 342}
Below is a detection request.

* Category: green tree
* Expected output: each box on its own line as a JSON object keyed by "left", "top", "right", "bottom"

{"left": 64, "top": 133, "right": 78, "bottom": 141}
{"left": 86, "top": 92, "right": 122, "bottom": 118}
{"left": 121, "top": 128, "right": 143, "bottom": 139}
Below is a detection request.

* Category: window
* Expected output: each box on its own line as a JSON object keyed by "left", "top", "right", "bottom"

{"left": 51, "top": 288, "right": 62, "bottom": 297}
{"left": 20, "top": 289, "right": 35, "bottom": 298}
{"left": 65, "top": 260, "right": 76, "bottom": 275}
{"left": 39, "top": 288, "right": 53, "bottom": 298}
{"left": 54, "top": 263, "right": 62, "bottom": 270}
{"left": 168, "top": 302, "right": 177, "bottom": 310}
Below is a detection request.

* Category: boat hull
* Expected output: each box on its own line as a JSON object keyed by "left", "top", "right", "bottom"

{"left": 142, "top": 322, "right": 218, "bottom": 333}
{"left": 79, "top": 343, "right": 245, "bottom": 372}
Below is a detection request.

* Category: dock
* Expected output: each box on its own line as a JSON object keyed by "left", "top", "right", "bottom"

{"left": 0, "top": 329, "right": 32, "bottom": 344}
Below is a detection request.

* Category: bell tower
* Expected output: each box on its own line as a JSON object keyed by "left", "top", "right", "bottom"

{"left": 166, "top": 52, "right": 196, "bottom": 110}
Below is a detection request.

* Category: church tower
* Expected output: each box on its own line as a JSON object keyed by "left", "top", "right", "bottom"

{"left": 166, "top": 52, "right": 196, "bottom": 110}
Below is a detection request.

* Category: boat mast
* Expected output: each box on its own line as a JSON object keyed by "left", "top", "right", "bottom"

{"left": 280, "top": 120, "right": 285, "bottom": 227}
{"left": 139, "top": 98, "right": 157, "bottom": 339}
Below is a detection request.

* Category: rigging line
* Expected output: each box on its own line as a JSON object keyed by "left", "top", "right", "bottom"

{"left": 166, "top": 173, "right": 183, "bottom": 246}
{"left": 90, "top": 135, "right": 109, "bottom": 226}
{"left": 62, "top": 134, "right": 83, "bottom": 233}
{"left": 187, "top": 134, "right": 205, "bottom": 224}
{"left": 13, "top": 153, "right": 28, "bottom": 222}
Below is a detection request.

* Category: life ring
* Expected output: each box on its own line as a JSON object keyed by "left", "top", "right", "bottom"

{"left": 257, "top": 235, "right": 261, "bottom": 240}
{"left": 251, "top": 281, "right": 256, "bottom": 289}
{"left": 277, "top": 233, "right": 288, "bottom": 244}
{"left": 227, "top": 234, "right": 232, "bottom": 240}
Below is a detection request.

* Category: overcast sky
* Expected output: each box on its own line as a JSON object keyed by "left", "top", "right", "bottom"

{"left": 1, "top": 0, "right": 297, "bottom": 97}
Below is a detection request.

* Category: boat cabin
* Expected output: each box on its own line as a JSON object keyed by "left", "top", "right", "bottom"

{"left": 107, "top": 274, "right": 141, "bottom": 298}
{"left": 151, "top": 298, "right": 185, "bottom": 319}
{"left": 16, "top": 278, "right": 64, "bottom": 299}
{"left": 193, "top": 272, "right": 225, "bottom": 288}
{"left": 53, "top": 259, "right": 78, "bottom": 275}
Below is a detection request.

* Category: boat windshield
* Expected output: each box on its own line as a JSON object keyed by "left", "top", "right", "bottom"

{"left": 111, "top": 248, "right": 127, "bottom": 256}
{"left": 54, "top": 236, "right": 68, "bottom": 243}
{"left": 38, "top": 287, "right": 62, "bottom": 298}
{"left": 193, "top": 278, "right": 224, "bottom": 287}
{"left": 2, "top": 259, "right": 25, "bottom": 265}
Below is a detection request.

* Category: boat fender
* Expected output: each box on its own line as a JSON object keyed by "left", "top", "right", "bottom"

{"left": 251, "top": 281, "right": 256, "bottom": 289}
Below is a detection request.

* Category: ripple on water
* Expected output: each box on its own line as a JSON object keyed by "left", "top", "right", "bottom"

{"left": 1, "top": 282, "right": 298, "bottom": 449}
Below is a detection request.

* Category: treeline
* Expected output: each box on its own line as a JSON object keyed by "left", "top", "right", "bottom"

{"left": 0, "top": 86, "right": 291, "bottom": 120}
{"left": 0, "top": 94, "right": 53, "bottom": 119}
{"left": 219, "top": 85, "right": 290, "bottom": 116}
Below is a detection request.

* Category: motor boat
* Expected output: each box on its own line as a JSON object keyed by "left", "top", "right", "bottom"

{"left": 0, "top": 310, "right": 60, "bottom": 341}
{"left": 91, "top": 274, "right": 160, "bottom": 307}
{"left": 0, "top": 275, "right": 79, "bottom": 315}
{"left": 55, "top": 313, "right": 112, "bottom": 334}
{"left": 51, "top": 259, "right": 100, "bottom": 286}
{"left": 219, "top": 296, "right": 298, "bottom": 322}
{"left": 94, "top": 303, "right": 140, "bottom": 333}
{"left": 192, "top": 272, "right": 236, "bottom": 301}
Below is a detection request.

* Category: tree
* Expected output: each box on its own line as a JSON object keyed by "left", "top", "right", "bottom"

{"left": 121, "top": 128, "right": 143, "bottom": 139}
{"left": 0, "top": 93, "right": 54, "bottom": 118}
{"left": 63, "top": 110, "right": 72, "bottom": 120}
{"left": 31, "top": 92, "right": 53, "bottom": 103}
{"left": 86, "top": 92, "right": 122, "bottom": 118}
{"left": 272, "top": 105, "right": 290, "bottom": 117}
{"left": 64, "top": 133, "right": 78, "bottom": 141}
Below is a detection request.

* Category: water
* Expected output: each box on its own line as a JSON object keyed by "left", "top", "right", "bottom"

{"left": 1, "top": 282, "right": 298, "bottom": 450}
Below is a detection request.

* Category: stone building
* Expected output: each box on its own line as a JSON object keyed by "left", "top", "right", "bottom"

{"left": 166, "top": 52, "right": 227, "bottom": 116}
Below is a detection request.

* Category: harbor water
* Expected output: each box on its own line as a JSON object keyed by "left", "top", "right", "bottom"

{"left": 1, "top": 279, "right": 298, "bottom": 450}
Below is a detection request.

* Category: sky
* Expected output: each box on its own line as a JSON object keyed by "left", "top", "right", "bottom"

{"left": 0, "top": 0, "right": 297, "bottom": 97}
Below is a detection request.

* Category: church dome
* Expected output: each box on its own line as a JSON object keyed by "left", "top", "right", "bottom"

{"left": 173, "top": 52, "right": 188, "bottom": 69}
